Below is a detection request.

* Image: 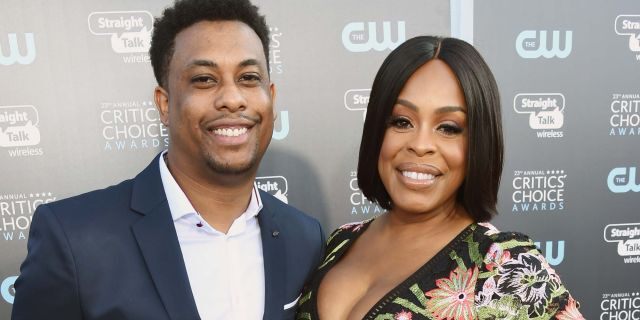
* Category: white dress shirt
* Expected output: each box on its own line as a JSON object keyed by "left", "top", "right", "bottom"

{"left": 159, "top": 151, "right": 265, "bottom": 320}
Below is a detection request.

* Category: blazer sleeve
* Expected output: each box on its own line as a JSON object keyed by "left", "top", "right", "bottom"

{"left": 317, "top": 220, "right": 327, "bottom": 266}
{"left": 11, "top": 204, "right": 82, "bottom": 320}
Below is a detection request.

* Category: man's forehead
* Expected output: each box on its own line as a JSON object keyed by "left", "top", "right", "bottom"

{"left": 175, "top": 20, "right": 263, "bottom": 52}
{"left": 171, "top": 20, "right": 266, "bottom": 67}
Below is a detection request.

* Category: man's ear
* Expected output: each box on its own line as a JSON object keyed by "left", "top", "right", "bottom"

{"left": 154, "top": 86, "right": 170, "bottom": 126}
{"left": 269, "top": 82, "right": 277, "bottom": 119}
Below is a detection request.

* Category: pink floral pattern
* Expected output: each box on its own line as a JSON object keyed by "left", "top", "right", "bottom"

{"left": 425, "top": 267, "right": 478, "bottom": 320}
{"left": 394, "top": 310, "right": 413, "bottom": 320}
{"left": 556, "top": 298, "right": 586, "bottom": 320}
{"left": 484, "top": 242, "right": 512, "bottom": 271}
{"left": 338, "top": 220, "right": 368, "bottom": 232}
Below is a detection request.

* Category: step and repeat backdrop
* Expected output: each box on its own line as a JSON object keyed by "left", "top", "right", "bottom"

{"left": 1, "top": 0, "right": 638, "bottom": 318}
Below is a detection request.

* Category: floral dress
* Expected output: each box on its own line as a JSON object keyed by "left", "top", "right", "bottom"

{"left": 296, "top": 219, "right": 584, "bottom": 320}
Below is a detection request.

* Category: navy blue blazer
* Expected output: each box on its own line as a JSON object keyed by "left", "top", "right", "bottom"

{"left": 12, "top": 154, "right": 325, "bottom": 320}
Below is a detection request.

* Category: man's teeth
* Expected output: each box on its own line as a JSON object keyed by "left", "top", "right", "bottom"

{"left": 402, "top": 171, "right": 435, "bottom": 180}
{"left": 213, "top": 127, "right": 247, "bottom": 137}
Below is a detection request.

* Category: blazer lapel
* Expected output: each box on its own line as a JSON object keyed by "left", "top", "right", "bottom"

{"left": 258, "top": 194, "right": 286, "bottom": 320}
{"left": 130, "top": 154, "right": 200, "bottom": 320}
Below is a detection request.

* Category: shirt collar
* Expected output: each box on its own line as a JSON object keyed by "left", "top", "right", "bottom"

{"left": 158, "top": 150, "right": 263, "bottom": 223}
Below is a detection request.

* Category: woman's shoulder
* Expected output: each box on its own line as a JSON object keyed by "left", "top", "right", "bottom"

{"left": 472, "top": 222, "right": 553, "bottom": 278}
{"left": 325, "top": 218, "right": 375, "bottom": 248}
{"left": 471, "top": 222, "right": 584, "bottom": 319}
{"left": 472, "top": 222, "right": 541, "bottom": 257}
{"left": 475, "top": 222, "right": 535, "bottom": 243}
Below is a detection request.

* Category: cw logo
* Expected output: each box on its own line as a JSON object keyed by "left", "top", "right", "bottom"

{"left": 273, "top": 111, "right": 289, "bottom": 140}
{"left": 342, "top": 21, "right": 405, "bottom": 53}
{"left": 1, "top": 276, "right": 17, "bottom": 304}
{"left": 534, "top": 240, "right": 565, "bottom": 266}
{"left": 0, "top": 33, "right": 36, "bottom": 66}
{"left": 608, "top": 167, "right": 640, "bottom": 193}
{"left": 516, "top": 30, "right": 572, "bottom": 59}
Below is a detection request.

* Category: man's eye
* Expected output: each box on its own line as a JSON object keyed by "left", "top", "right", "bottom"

{"left": 239, "top": 73, "right": 262, "bottom": 83}
{"left": 191, "top": 76, "right": 216, "bottom": 84}
{"left": 388, "top": 116, "right": 412, "bottom": 129}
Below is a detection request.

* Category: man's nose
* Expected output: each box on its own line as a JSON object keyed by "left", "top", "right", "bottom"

{"left": 214, "top": 83, "right": 247, "bottom": 112}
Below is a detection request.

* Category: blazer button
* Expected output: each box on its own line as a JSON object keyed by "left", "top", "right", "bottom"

{"left": 272, "top": 230, "right": 280, "bottom": 237}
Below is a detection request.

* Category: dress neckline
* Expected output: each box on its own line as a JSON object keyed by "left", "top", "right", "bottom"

{"left": 312, "top": 218, "right": 476, "bottom": 320}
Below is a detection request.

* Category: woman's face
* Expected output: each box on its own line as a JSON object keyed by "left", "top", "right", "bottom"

{"left": 378, "top": 59, "right": 468, "bottom": 216}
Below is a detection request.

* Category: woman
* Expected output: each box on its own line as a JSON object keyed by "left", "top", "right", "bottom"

{"left": 296, "top": 36, "right": 583, "bottom": 319}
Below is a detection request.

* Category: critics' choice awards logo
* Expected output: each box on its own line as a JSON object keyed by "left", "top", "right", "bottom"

{"left": 342, "top": 21, "right": 405, "bottom": 53}
{"left": 534, "top": 240, "right": 565, "bottom": 266}
{"left": 0, "top": 105, "right": 43, "bottom": 157}
{"left": 608, "top": 167, "right": 639, "bottom": 193}
{"left": 344, "top": 89, "right": 370, "bottom": 120}
{"left": 100, "top": 101, "right": 168, "bottom": 151}
{"left": 269, "top": 26, "right": 283, "bottom": 75}
{"left": 604, "top": 223, "right": 640, "bottom": 264}
{"left": 0, "top": 33, "right": 35, "bottom": 66}
{"left": 513, "top": 93, "right": 565, "bottom": 138}
{"left": 601, "top": 291, "right": 640, "bottom": 320}
{"left": 88, "top": 11, "right": 153, "bottom": 63}
{"left": 255, "top": 176, "right": 288, "bottom": 203}
{"left": 609, "top": 93, "right": 640, "bottom": 136}
{"left": 1, "top": 275, "right": 17, "bottom": 304}
{"left": 349, "top": 171, "right": 383, "bottom": 215}
{"left": 1, "top": 192, "right": 56, "bottom": 241}
{"left": 511, "top": 169, "right": 566, "bottom": 213}
{"left": 615, "top": 15, "right": 640, "bottom": 61}
{"left": 516, "top": 30, "right": 572, "bottom": 59}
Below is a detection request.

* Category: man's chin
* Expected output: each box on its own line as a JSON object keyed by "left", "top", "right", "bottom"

{"left": 204, "top": 157, "right": 257, "bottom": 176}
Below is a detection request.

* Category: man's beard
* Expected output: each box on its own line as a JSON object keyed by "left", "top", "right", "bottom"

{"left": 203, "top": 142, "right": 260, "bottom": 175}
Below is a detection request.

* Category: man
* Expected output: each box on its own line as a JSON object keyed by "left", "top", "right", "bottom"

{"left": 11, "top": 0, "right": 325, "bottom": 319}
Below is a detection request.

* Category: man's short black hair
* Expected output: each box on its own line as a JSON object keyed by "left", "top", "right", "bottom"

{"left": 150, "top": 0, "right": 270, "bottom": 88}
{"left": 357, "top": 36, "right": 504, "bottom": 222}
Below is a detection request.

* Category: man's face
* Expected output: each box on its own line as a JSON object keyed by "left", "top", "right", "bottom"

{"left": 156, "top": 20, "right": 275, "bottom": 178}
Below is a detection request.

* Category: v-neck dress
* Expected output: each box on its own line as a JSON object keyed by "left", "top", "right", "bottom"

{"left": 296, "top": 219, "right": 584, "bottom": 320}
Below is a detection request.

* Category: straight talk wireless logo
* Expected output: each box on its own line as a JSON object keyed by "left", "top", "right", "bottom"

{"left": 513, "top": 93, "right": 565, "bottom": 138}
{"left": 88, "top": 11, "right": 153, "bottom": 63}
{"left": 615, "top": 15, "right": 640, "bottom": 61}
{"left": 255, "top": 176, "right": 288, "bottom": 203}
{"left": 604, "top": 223, "right": 640, "bottom": 264}
{"left": 344, "top": 89, "right": 370, "bottom": 120}
{"left": 0, "top": 105, "right": 44, "bottom": 157}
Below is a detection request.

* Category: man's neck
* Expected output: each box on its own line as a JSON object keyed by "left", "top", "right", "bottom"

{"left": 165, "top": 154, "right": 256, "bottom": 234}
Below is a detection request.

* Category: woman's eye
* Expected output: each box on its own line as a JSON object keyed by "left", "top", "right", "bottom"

{"left": 437, "top": 123, "right": 464, "bottom": 136}
{"left": 388, "top": 116, "right": 412, "bottom": 129}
